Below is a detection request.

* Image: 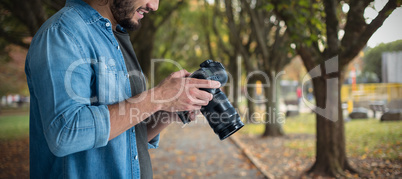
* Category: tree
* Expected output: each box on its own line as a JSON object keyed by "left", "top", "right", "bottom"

{"left": 130, "top": 0, "right": 186, "bottom": 78}
{"left": 151, "top": 0, "right": 223, "bottom": 84}
{"left": 0, "top": 0, "right": 64, "bottom": 98}
{"left": 218, "top": 0, "right": 293, "bottom": 135}
{"left": 363, "top": 39, "right": 402, "bottom": 82}
{"left": 273, "top": 0, "right": 401, "bottom": 176}
{"left": 0, "top": 0, "right": 186, "bottom": 94}
{"left": 0, "top": 0, "right": 64, "bottom": 48}
{"left": 240, "top": 0, "right": 293, "bottom": 136}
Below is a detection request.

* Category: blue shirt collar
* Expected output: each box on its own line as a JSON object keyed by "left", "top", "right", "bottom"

{"left": 65, "top": 0, "right": 106, "bottom": 24}
{"left": 65, "top": 0, "right": 128, "bottom": 32}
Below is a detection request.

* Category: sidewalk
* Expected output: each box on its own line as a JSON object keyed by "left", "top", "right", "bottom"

{"left": 150, "top": 118, "right": 263, "bottom": 179}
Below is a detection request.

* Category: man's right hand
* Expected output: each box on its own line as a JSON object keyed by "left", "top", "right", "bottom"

{"left": 152, "top": 69, "right": 221, "bottom": 112}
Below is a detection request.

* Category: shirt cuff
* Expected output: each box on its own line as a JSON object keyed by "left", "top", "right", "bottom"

{"left": 91, "top": 105, "right": 111, "bottom": 148}
{"left": 147, "top": 133, "right": 160, "bottom": 149}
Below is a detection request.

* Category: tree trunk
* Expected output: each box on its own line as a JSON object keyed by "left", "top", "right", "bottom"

{"left": 307, "top": 75, "right": 355, "bottom": 177}
{"left": 227, "top": 55, "right": 239, "bottom": 109}
{"left": 262, "top": 73, "right": 284, "bottom": 137}
{"left": 130, "top": 16, "right": 156, "bottom": 78}
{"left": 135, "top": 37, "right": 155, "bottom": 79}
{"left": 246, "top": 80, "right": 256, "bottom": 123}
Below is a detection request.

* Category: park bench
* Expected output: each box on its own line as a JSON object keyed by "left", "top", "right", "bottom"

{"left": 369, "top": 102, "right": 388, "bottom": 118}
{"left": 369, "top": 101, "right": 402, "bottom": 121}
{"left": 284, "top": 99, "right": 299, "bottom": 117}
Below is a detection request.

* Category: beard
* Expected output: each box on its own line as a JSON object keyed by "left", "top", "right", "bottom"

{"left": 110, "top": 0, "right": 141, "bottom": 31}
{"left": 119, "top": 17, "right": 141, "bottom": 31}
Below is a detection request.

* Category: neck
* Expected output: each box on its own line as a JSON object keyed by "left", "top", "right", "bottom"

{"left": 84, "top": 0, "right": 117, "bottom": 30}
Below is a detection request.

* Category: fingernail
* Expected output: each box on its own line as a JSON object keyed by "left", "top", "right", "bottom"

{"left": 213, "top": 81, "right": 221, "bottom": 87}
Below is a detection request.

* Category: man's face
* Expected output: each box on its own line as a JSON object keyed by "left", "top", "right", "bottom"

{"left": 110, "top": 0, "right": 159, "bottom": 31}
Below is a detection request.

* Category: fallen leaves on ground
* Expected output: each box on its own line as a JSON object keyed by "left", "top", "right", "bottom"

{"left": 0, "top": 138, "right": 29, "bottom": 179}
{"left": 235, "top": 133, "right": 401, "bottom": 178}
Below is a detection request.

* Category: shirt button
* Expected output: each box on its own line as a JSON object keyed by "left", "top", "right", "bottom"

{"left": 117, "top": 46, "right": 120, "bottom": 50}
{"left": 132, "top": 128, "right": 135, "bottom": 132}
{"left": 106, "top": 22, "right": 110, "bottom": 27}
{"left": 126, "top": 74, "right": 129, "bottom": 78}
{"left": 135, "top": 155, "right": 138, "bottom": 160}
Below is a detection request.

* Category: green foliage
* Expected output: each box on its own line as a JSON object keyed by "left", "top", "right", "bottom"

{"left": 0, "top": 0, "right": 63, "bottom": 97}
{"left": 154, "top": 6, "right": 208, "bottom": 65}
{"left": 264, "top": 3, "right": 274, "bottom": 12}
{"left": 152, "top": 1, "right": 221, "bottom": 83}
{"left": 0, "top": 115, "right": 29, "bottom": 140}
{"left": 363, "top": 40, "right": 402, "bottom": 82}
{"left": 0, "top": 2, "right": 31, "bottom": 45}
{"left": 273, "top": 0, "right": 327, "bottom": 48}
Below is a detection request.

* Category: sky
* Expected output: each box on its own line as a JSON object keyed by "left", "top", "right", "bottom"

{"left": 364, "top": 0, "right": 402, "bottom": 48}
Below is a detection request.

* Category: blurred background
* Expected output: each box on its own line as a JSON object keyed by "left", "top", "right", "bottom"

{"left": 0, "top": 0, "right": 401, "bottom": 178}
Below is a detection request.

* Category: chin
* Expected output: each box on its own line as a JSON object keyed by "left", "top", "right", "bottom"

{"left": 119, "top": 19, "right": 141, "bottom": 31}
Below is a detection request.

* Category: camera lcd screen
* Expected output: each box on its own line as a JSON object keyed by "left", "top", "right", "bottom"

{"left": 204, "top": 69, "right": 213, "bottom": 76}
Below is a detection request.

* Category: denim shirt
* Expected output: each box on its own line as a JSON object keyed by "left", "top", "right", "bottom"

{"left": 25, "top": 0, "right": 159, "bottom": 178}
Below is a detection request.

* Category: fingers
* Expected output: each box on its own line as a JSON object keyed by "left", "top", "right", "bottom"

{"left": 193, "top": 90, "right": 213, "bottom": 101}
{"left": 157, "top": 69, "right": 221, "bottom": 112}
{"left": 170, "top": 69, "right": 191, "bottom": 78}
{"left": 184, "top": 91, "right": 209, "bottom": 106}
{"left": 185, "top": 72, "right": 192, "bottom": 77}
{"left": 188, "top": 110, "right": 200, "bottom": 121}
{"left": 188, "top": 98, "right": 209, "bottom": 106}
{"left": 170, "top": 71, "right": 221, "bottom": 89}
{"left": 186, "top": 87, "right": 213, "bottom": 106}
{"left": 187, "top": 78, "right": 221, "bottom": 88}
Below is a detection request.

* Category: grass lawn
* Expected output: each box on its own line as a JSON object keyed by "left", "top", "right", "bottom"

{"left": 0, "top": 115, "right": 29, "bottom": 140}
{"left": 0, "top": 112, "right": 401, "bottom": 160}
{"left": 240, "top": 113, "right": 402, "bottom": 160}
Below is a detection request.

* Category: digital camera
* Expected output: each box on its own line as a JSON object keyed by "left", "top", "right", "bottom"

{"left": 177, "top": 60, "right": 244, "bottom": 140}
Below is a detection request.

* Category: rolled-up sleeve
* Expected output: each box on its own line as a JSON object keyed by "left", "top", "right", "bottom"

{"left": 27, "top": 26, "right": 111, "bottom": 157}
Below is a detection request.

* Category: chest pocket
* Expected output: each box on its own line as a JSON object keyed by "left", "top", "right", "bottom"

{"left": 94, "top": 57, "right": 129, "bottom": 105}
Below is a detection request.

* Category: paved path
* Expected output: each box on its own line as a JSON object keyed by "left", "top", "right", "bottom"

{"left": 150, "top": 118, "right": 263, "bottom": 179}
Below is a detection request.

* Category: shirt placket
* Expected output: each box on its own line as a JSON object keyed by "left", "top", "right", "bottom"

{"left": 130, "top": 127, "right": 140, "bottom": 178}
{"left": 101, "top": 18, "right": 141, "bottom": 178}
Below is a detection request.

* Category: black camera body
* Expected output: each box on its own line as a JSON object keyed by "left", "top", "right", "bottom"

{"left": 177, "top": 60, "right": 244, "bottom": 140}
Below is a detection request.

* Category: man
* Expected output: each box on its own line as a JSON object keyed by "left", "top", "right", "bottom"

{"left": 25, "top": 0, "right": 220, "bottom": 178}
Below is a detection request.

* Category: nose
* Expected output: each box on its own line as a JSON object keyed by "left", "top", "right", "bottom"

{"left": 147, "top": 0, "right": 159, "bottom": 11}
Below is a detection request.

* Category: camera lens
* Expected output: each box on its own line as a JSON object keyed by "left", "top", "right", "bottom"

{"left": 177, "top": 60, "right": 244, "bottom": 140}
{"left": 201, "top": 90, "right": 244, "bottom": 140}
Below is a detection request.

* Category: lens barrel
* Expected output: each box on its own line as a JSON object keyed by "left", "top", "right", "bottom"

{"left": 201, "top": 89, "right": 244, "bottom": 140}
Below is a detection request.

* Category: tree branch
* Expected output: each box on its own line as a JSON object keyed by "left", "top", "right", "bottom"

{"left": 241, "top": 0, "right": 270, "bottom": 59}
{"left": 212, "top": 0, "right": 231, "bottom": 56}
{"left": 201, "top": 1, "right": 214, "bottom": 60}
{"left": 296, "top": 44, "right": 320, "bottom": 72}
{"left": 323, "top": 0, "right": 340, "bottom": 57}
{"left": 224, "top": 0, "right": 241, "bottom": 42}
{"left": 341, "top": 0, "right": 399, "bottom": 65}
{"left": 340, "top": 0, "right": 372, "bottom": 57}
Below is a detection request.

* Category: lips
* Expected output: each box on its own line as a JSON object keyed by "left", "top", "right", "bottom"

{"left": 136, "top": 8, "right": 148, "bottom": 19}
{"left": 136, "top": 10, "right": 144, "bottom": 19}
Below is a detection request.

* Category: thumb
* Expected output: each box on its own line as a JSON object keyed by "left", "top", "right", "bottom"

{"left": 171, "top": 69, "right": 190, "bottom": 78}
